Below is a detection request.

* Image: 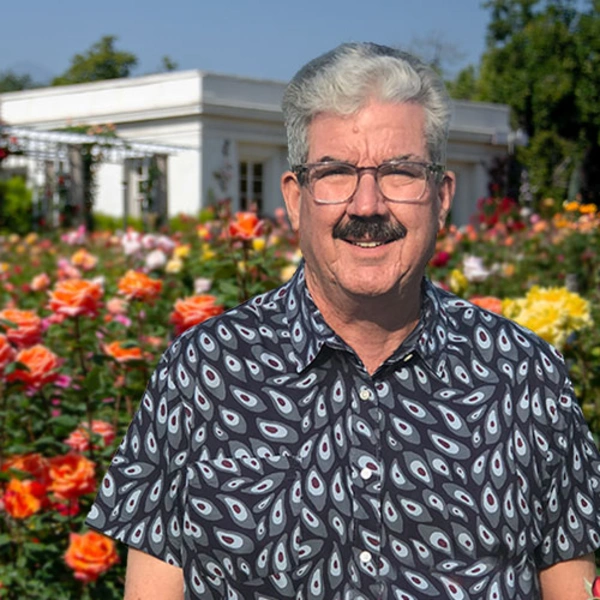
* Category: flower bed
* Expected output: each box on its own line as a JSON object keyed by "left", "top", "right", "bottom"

{"left": 0, "top": 198, "right": 598, "bottom": 597}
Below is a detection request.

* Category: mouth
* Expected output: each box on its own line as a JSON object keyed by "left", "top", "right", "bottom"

{"left": 346, "top": 238, "right": 395, "bottom": 248}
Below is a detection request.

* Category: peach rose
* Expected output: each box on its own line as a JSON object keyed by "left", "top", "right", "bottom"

{"left": 64, "top": 531, "right": 119, "bottom": 582}
{"left": 30, "top": 273, "right": 51, "bottom": 292}
{"left": 106, "top": 297, "right": 128, "bottom": 315}
{"left": 170, "top": 295, "right": 225, "bottom": 336}
{"left": 48, "top": 279, "right": 103, "bottom": 318}
{"left": 0, "top": 308, "right": 43, "bottom": 348}
{"left": 64, "top": 420, "right": 116, "bottom": 453}
{"left": 117, "top": 270, "right": 162, "bottom": 301}
{"left": 6, "top": 345, "right": 61, "bottom": 390}
{"left": 2, "top": 478, "right": 47, "bottom": 519}
{"left": 70, "top": 248, "right": 98, "bottom": 271}
{"left": 103, "top": 340, "right": 144, "bottom": 363}
{"left": 228, "top": 212, "right": 264, "bottom": 240}
{"left": 469, "top": 295, "right": 504, "bottom": 315}
{"left": 48, "top": 454, "right": 96, "bottom": 501}
{"left": 0, "top": 334, "right": 15, "bottom": 372}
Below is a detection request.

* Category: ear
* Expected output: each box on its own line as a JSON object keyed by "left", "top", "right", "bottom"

{"left": 436, "top": 170, "right": 456, "bottom": 230}
{"left": 281, "top": 171, "right": 302, "bottom": 231}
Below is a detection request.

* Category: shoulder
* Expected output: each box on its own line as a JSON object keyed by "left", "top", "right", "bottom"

{"left": 428, "top": 282, "right": 569, "bottom": 380}
{"left": 167, "top": 280, "right": 293, "bottom": 362}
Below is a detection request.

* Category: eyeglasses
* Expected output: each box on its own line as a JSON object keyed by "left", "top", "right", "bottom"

{"left": 292, "top": 160, "right": 445, "bottom": 204}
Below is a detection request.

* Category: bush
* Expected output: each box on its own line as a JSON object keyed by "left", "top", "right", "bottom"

{"left": 0, "top": 177, "right": 33, "bottom": 235}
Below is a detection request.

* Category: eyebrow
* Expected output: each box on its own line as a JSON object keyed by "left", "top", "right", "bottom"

{"left": 311, "top": 153, "right": 425, "bottom": 164}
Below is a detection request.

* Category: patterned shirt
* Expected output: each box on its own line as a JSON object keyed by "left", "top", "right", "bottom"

{"left": 87, "top": 265, "right": 600, "bottom": 600}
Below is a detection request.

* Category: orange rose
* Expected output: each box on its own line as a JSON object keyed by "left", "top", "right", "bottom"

{"left": 469, "top": 296, "right": 503, "bottom": 315}
{"left": 228, "top": 212, "right": 264, "bottom": 240}
{"left": 6, "top": 345, "right": 61, "bottom": 390}
{"left": 0, "top": 334, "right": 15, "bottom": 372}
{"left": 64, "top": 531, "right": 119, "bottom": 582}
{"left": 30, "top": 273, "right": 51, "bottom": 292}
{"left": 103, "top": 340, "right": 143, "bottom": 363}
{"left": 0, "top": 308, "right": 43, "bottom": 348}
{"left": 2, "top": 453, "right": 50, "bottom": 484}
{"left": 48, "top": 454, "right": 96, "bottom": 501}
{"left": 70, "top": 249, "right": 98, "bottom": 271}
{"left": 170, "top": 295, "right": 225, "bottom": 336}
{"left": 117, "top": 270, "right": 162, "bottom": 301}
{"left": 2, "top": 478, "right": 47, "bottom": 519}
{"left": 48, "top": 279, "right": 103, "bottom": 318}
{"left": 64, "top": 420, "right": 116, "bottom": 453}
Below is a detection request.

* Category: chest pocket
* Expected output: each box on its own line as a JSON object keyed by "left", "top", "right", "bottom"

{"left": 183, "top": 455, "right": 311, "bottom": 584}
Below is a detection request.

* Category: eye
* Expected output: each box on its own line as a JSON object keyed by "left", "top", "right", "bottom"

{"left": 312, "top": 163, "right": 355, "bottom": 180}
{"left": 380, "top": 162, "right": 424, "bottom": 179}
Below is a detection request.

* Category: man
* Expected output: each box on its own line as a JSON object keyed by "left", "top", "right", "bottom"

{"left": 87, "top": 42, "right": 600, "bottom": 599}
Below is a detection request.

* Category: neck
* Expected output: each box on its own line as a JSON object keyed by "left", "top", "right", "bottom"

{"left": 306, "top": 274, "right": 422, "bottom": 375}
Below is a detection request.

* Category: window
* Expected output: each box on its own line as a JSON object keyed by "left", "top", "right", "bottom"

{"left": 239, "top": 161, "right": 263, "bottom": 213}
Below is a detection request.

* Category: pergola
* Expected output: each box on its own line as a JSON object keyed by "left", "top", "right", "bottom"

{"left": 0, "top": 125, "right": 189, "bottom": 230}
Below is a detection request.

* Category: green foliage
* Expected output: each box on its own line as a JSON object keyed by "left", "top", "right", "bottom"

{"left": 446, "top": 65, "right": 479, "bottom": 100}
{"left": 474, "top": 0, "right": 600, "bottom": 203}
{"left": 0, "top": 177, "right": 33, "bottom": 235}
{"left": 517, "top": 130, "right": 578, "bottom": 199}
{"left": 0, "top": 71, "right": 37, "bottom": 93}
{"left": 51, "top": 36, "right": 138, "bottom": 86}
{"left": 159, "top": 56, "right": 178, "bottom": 72}
{"left": 93, "top": 213, "right": 144, "bottom": 232}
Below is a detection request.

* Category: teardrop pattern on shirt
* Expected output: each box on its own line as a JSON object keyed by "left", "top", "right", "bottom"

{"left": 86, "top": 273, "right": 600, "bottom": 600}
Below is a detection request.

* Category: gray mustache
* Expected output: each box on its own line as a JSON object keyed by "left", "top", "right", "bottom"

{"left": 333, "top": 218, "right": 407, "bottom": 241}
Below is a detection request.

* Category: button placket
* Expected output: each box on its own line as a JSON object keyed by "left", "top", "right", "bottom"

{"left": 351, "top": 381, "right": 382, "bottom": 579}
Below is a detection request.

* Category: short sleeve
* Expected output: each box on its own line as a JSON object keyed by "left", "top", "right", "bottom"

{"left": 86, "top": 347, "right": 193, "bottom": 568}
{"left": 535, "top": 379, "right": 600, "bottom": 568}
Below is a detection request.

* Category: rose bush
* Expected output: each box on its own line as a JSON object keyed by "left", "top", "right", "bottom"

{"left": 0, "top": 198, "right": 598, "bottom": 597}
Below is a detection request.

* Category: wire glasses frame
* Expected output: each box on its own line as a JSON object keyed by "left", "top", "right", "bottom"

{"left": 292, "top": 160, "right": 446, "bottom": 205}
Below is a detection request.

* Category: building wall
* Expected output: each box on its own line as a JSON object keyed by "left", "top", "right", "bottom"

{"left": 0, "top": 70, "right": 513, "bottom": 226}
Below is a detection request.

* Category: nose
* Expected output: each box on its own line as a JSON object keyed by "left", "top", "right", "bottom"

{"left": 346, "top": 169, "right": 388, "bottom": 217}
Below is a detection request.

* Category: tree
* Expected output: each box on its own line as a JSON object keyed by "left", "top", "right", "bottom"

{"left": 159, "top": 56, "right": 179, "bottom": 72}
{"left": 52, "top": 35, "right": 138, "bottom": 86}
{"left": 446, "top": 65, "right": 479, "bottom": 101}
{"left": 0, "top": 71, "right": 36, "bottom": 93}
{"left": 473, "top": 0, "right": 600, "bottom": 203}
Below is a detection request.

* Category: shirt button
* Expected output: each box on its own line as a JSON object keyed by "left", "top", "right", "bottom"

{"left": 403, "top": 353, "right": 414, "bottom": 362}
{"left": 359, "top": 550, "right": 372, "bottom": 563}
{"left": 359, "top": 387, "right": 372, "bottom": 401}
{"left": 360, "top": 467, "right": 373, "bottom": 480}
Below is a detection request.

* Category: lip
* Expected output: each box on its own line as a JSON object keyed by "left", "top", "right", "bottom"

{"left": 344, "top": 238, "right": 396, "bottom": 248}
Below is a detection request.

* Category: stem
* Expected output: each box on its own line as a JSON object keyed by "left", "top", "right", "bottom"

{"left": 73, "top": 316, "right": 95, "bottom": 460}
{"left": 239, "top": 241, "right": 250, "bottom": 303}
{"left": 112, "top": 393, "right": 121, "bottom": 432}
{"left": 73, "top": 316, "right": 88, "bottom": 377}
{"left": 0, "top": 382, "right": 6, "bottom": 468}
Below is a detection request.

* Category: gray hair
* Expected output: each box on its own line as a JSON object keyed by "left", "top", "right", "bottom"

{"left": 282, "top": 42, "right": 452, "bottom": 166}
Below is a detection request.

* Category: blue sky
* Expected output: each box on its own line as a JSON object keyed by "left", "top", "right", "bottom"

{"left": 2, "top": 0, "right": 491, "bottom": 84}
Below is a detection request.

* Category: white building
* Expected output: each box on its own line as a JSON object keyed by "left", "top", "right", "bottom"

{"left": 0, "top": 69, "right": 512, "bottom": 225}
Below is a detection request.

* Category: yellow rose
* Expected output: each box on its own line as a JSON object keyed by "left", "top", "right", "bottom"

{"left": 449, "top": 269, "right": 468, "bottom": 295}
{"left": 165, "top": 258, "right": 183, "bottom": 274}
{"left": 280, "top": 265, "right": 297, "bottom": 282}
{"left": 201, "top": 244, "right": 215, "bottom": 261}
{"left": 174, "top": 244, "right": 191, "bottom": 259}
{"left": 252, "top": 238, "right": 266, "bottom": 252}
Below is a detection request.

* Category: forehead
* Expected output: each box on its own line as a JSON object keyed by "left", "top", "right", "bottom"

{"left": 306, "top": 100, "right": 428, "bottom": 162}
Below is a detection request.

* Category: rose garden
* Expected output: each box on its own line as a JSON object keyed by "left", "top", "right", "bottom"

{"left": 0, "top": 196, "right": 598, "bottom": 598}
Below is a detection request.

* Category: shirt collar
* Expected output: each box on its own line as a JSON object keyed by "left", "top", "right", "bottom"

{"left": 285, "top": 263, "right": 451, "bottom": 373}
